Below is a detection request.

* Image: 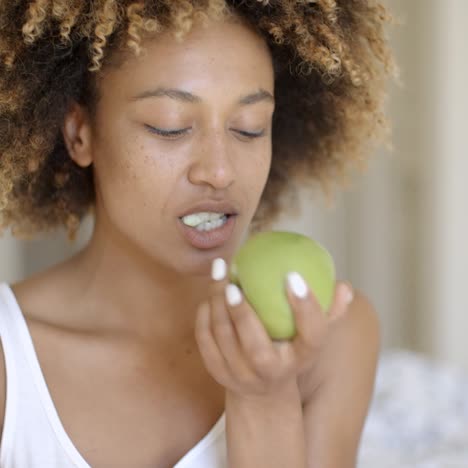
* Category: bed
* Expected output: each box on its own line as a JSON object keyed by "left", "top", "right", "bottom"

{"left": 358, "top": 350, "right": 468, "bottom": 467}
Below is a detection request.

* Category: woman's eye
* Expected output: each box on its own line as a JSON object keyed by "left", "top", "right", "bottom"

{"left": 233, "top": 129, "right": 266, "bottom": 139}
{"left": 144, "top": 125, "right": 265, "bottom": 140}
{"left": 144, "top": 125, "right": 190, "bottom": 139}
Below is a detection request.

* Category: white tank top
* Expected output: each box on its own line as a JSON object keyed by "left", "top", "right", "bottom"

{"left": 0, "top": 283, "right": 227, "bottom": 467}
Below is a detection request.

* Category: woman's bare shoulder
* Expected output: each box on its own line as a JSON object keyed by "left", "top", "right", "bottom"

{"left": 9, "top": 262, "right": 76, "bottom": 327}
{"left": 297, "top": 289, "right": 380, "bottom": 402}
{"left": 320, "top": 289, "right": 380, "bottom": 379}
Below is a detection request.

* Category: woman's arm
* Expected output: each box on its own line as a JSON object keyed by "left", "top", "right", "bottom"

{"left": 302, "top": 291, "right": 381, "bottom": 468}
{"left": 196, "top": 258, "right": 367, "bottom": 468}
{"left": 222, "top": 291, "right": 379, "bottom": 468}
{"left": 225, "top": 380, "right": 307, "bottom": 468}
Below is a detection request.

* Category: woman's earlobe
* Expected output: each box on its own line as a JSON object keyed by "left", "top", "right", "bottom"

{"left": 62, "top": 104, "right": 93, "bottom": 168}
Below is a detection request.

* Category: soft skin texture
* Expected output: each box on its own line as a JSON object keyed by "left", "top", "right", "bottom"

{"left": 0, "top": 16, "right": 380, "bottom": 468}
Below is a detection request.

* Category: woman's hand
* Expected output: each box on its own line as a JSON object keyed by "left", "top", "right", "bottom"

{"left": 194, "top": 257, "right": 354, "bottom": 400}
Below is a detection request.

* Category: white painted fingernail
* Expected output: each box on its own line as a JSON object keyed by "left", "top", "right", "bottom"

{"left": 225, "top": 284, "right": 242, "bottom": 306}
{"left": 344, "top": 284, "right": 354, "bottom": 304}
{"left": 287, "top": 272, "right": 308, "bottom": 299}
{"left": 212, "top": 258, "right": 226, "bottom": 281}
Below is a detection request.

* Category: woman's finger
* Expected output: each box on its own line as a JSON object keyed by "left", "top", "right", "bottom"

{"left": 209, "top": 257, "right": 257, "bottom": 382}
{"left": 285, "top": 272, "right": 328, "bottom": 360}
{"left": 327, "top": 281, "right": 354, "bottom": 323}
{"left": 225, "top": 284, "right": 278, "bottom": 378}
{"left": 194, "top": 301, "right": 231, "bottom": 386}
{"left": 210, "top": 291, "right": 254, "bottom": 381}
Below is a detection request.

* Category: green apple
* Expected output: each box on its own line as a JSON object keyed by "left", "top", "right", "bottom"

{"left": 229, "top": 231, "right": 336, "bottom": 340}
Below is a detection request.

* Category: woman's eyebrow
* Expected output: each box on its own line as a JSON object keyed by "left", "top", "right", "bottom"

{"left": 237, "top": 89, "right": 274, "bottom": 105}
{"left": 130, "top": 87, "right": 274, "bottom": 105}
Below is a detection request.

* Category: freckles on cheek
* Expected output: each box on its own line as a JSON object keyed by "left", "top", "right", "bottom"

{"left": 123, "top": 154, "right": 138, "bottom": 182}
{"left": 136, "top": 149, "right": 176, "bottom": 205}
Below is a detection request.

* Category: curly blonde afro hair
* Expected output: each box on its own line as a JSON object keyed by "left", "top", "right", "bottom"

{"left": 0, "top": 0, "right": 395, "bottom": 241}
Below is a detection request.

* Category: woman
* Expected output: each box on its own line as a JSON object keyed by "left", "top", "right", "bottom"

{"left": 0, "top": 1, "right": 394, "bottom": 467}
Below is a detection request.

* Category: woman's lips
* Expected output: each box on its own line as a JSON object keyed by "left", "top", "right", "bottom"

{"left": 177, "top": 215, "right": 237, "bottom": 250}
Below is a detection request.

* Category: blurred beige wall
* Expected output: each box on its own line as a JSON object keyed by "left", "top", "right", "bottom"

{"left": 416, "top": 0, "right": 468, "bottom": 369}
{"left": 1, "top": 1, "right": 467, "bottom": 368}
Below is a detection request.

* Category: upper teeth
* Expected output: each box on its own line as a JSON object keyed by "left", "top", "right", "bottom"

{"left": 181, "top": 212, "right": 226, "bottom": 227}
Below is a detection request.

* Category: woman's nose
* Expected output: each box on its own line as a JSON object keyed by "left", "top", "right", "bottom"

{"left": 187, "top": 132, "right": 235, "bottom": 190}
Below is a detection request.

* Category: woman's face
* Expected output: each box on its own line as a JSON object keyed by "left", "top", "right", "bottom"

{"left": 77, "top": 17, "right": 275, "bottom": 275}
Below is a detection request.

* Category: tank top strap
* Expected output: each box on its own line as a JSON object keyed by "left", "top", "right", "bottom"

{"left": 0, "top": 282, "right": 91, "bottom": 467}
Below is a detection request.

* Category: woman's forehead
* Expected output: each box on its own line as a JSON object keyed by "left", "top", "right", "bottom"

{"left": 98, "top": 20, "right": 274, "bottom": 99}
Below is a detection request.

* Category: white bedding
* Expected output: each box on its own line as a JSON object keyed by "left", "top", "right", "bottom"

{"left": 358, "top": 350, "right": 468, "bottom": 467}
